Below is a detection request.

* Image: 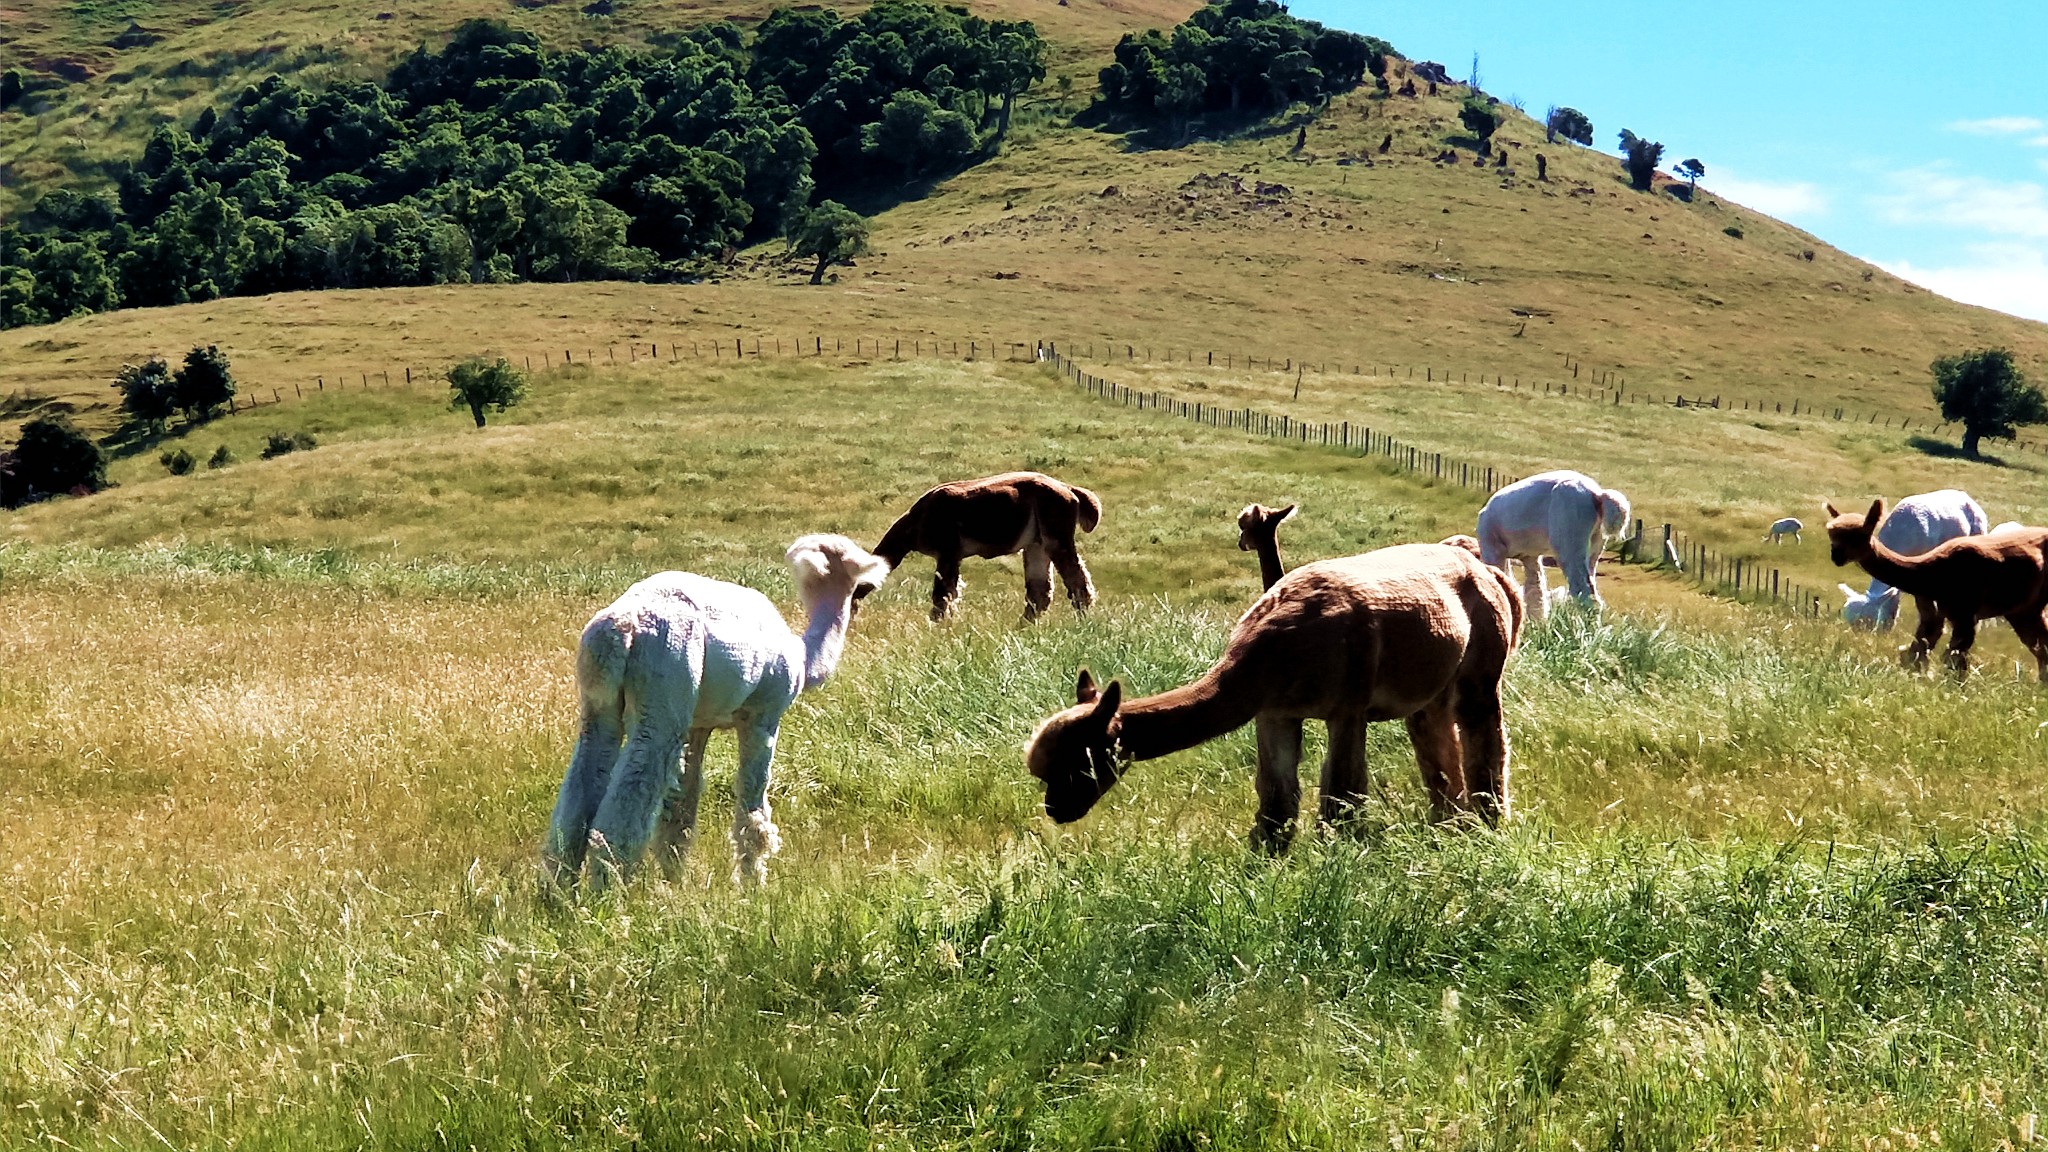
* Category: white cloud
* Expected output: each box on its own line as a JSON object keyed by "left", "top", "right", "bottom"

{"left": 1705, "top": 171, "right": 1829, "bottom": 220}
{"left": 1880, "top": 248, "right": 2048, "bottom": 323}
{"left": 1948, "top": 116, "right": 2047, "bottom": 137}
{"left": 1877, "top": 169, "right": 2048, "bottom": 239}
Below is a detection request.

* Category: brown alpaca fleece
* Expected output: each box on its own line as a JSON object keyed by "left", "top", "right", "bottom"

{"left": 1824, "top": 497, "right": 2048, "bottom": 680}
{"left": 1026, "top": 541, "right": 1525, "bottom": 850}
{"left": 1237, "top": 503, "right": 1296, "bottom": 590}
{"left": 872, "top": 471, "right": 1101, "bottom": 621}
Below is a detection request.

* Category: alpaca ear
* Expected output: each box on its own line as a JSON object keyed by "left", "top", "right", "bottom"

{"left": 1075, "top": 669, "right": 1098, "bottom": 704}
{"left": 1866, "top": 498, "right": 1884, "bottom": 526}
{"left": 1823, "top": 501, "right": 1840, "bottom": 518}
{"left": 1837, "top": 583, "right": 1858, "bottom": 599}
{"left": 1091, "top": 679, "right": 1123, "bottom": 722}
{"left": 1277, "top": 504, "right": 1297, "bottom": 522}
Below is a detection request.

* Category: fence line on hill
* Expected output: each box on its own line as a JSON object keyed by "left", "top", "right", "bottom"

{"left": 1054, "top": 339, "right": 2044, "bottom": 456}
{"left": 1038, "top": 340, "right": 1837, "bottom": 619}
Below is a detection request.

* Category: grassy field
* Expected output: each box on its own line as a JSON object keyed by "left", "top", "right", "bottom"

{"left": 4, "top": 357, "right": 2048, "bottom": 1146}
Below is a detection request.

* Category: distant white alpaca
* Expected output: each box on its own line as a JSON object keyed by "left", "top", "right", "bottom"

{"left": 543, "top": 535, "right": 890, "bottom": 889}
{"left": 1836, "top": 489, "right": 1987, "bottom": 630}
{"left": 1765, "top": 517, "right": 1803, "bottom": 544}
{"left": 1991, "top": 521, "right": 2025, "bottom": 535}
{"left": 1476, "top": 470, "right": 1632, "bottom": 620}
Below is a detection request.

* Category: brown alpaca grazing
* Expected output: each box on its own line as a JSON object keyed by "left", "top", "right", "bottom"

{"left": 1823, "top": 498, "right": 2048, "bottom": 680}
{"left": 1237, "top": 503, "right": 1296, "bottom": 589}
{"left": 873, "top": 471, "right": 1102, "bottom": 621}
{"left": 1026, "top": 542, "right": 1525, "bottom": 849}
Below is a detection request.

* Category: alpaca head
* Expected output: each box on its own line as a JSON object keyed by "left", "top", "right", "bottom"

{"left": 1236, "top": 503, "right": 1296, "bottom": 551}
{"left": 1438, "top": 533, "right": 1482, "bottom": 558}
{"left": 1024, "top": 669, "right": 1125, "bottom": 824}
{"left": 787, "top": 534, "right": 891, "bottom": 612}
{"left": 1822, "top": 499, "right": 1886, "bottom": 567}
{"left": 1837, "top": 582, "right": 1899, "bottom": 628}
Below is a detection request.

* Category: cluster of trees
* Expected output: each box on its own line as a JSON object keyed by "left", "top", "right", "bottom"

{"left": 0, "top": 416, "right": 106, "bottom": 508}
{"left": 113, "top": 345, "right": 237, "bottom": 432}
{"left": 1, "top": 2, "right": 1045, "bottom": 329}
{"left": 1096, "top": 0, "right": 1390, "bottom": 139}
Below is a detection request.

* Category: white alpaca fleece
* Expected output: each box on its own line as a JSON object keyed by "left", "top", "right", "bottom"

{"left": 542, "top": 534, "right": 883, "bottom": 892}
{"left": 1475, "top": 469, "right": 1631, "bottom": 621}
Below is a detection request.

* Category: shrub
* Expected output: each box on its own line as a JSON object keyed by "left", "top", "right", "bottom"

{"left": 447, "top": 357, "right": 529, "bottom": 427}
{"left": 1931, "top": 348, "right": 2048, "bottom": 458}
{"left": 1458, "top": 96, "right": 1501, "bottom": 156}
{"left": 262, "top": 430, "right": 317, "bottom": 458}
{"left": 1723, "top": 225, "right": 1744, "bottom": 239}
{"left": 208, "top": 444, "right": 234, "bottom": 469}
{"left": 1617, "top": 129, "right": 1664, "bottom": 192}
{"left": 159, "top": 446, "right": 196, "bottom": 475}
{"left": 113, "top": 355, "right": 178, "bottom": 432}
{"left": 4, "top": 414, "right": 106, "bottom": 506}
{"left": 1544, "top": 105, "right": 1592, "bottom": 145}
{"left": 173, "top": 344, "right": 236, "bottom": 422}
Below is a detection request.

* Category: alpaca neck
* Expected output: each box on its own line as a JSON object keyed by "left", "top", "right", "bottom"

{"left": 798, "top": 595, "right": 855, "bottom": 692}
{"left": 1858, "top": 540, "right": 1940, "bottom": 595}
{"left": 1117, "top": 672, "right": 1262, "bottom": 762}
{"left": 1255, "top": 538, "right": 1285, "bottom": 590}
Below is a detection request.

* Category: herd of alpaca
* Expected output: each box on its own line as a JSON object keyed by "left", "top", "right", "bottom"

{"left": 545, "top": 462, "right": 2046, "bottom": 889}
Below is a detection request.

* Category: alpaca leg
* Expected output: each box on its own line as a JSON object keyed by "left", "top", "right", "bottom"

{"left": 1404, "top": 702, "right": 1466, "bottom": 822}
{"left": 931, "top": 553, "right": 962, "bottom": 621}
{"left": 1022, "top": 543, "right": 1054, "bottom": 621}
{"left": 1943, "top": 614, "right": 1978, "bottom": 682}
{"left": 1453, "top": 681, "right": 1510, "bottom": 827}
{"left": 1520, "top": 558, "right": 1549, "bottom": 622}
{"left": 1316, "top": 714, "right": 1371, "bottom": 833}
{"left": 2008, "top": 612, "right": 2048, "bottom": 682}
{"left": 588, "top": 714, "right": 686, "bottom": 890}
{"left": 1251, "top": 716, "right": 1304, "bottom": 853}
{"left": 1900, "top": 596, "right": 1943, "bottom": 670}
{"left": 653, "top": 727, "right": 713, "bottom": 880}
{"left": 543, "top": 698, "right": 624, "bottom": 885}
{"left": 730, "top": 718, "right": 785, "bottom": 886}
{"left": 1051, "top": 542, "right": 1096, "bottom": 612}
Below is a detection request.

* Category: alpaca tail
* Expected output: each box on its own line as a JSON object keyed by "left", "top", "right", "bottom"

{"left": 1070, "top": 485, "right": 1103, "bottom": 533}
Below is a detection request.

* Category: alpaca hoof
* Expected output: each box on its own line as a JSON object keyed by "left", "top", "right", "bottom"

{"left": 730, "top": 809, "right": 783, "bottom": 887}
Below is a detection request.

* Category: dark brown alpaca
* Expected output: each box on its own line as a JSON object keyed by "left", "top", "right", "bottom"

{"left": 1026, "top": 542, "right": 1525, "bottom": 849}
{"left": 1237, "top": 503, "right": 1296, "bottom": 589}
{"left": 873, "top": 471, "right": 1102, "bottom": 621}
{"left": 1824, "top": 498, "right": 2048, "bottom": 680}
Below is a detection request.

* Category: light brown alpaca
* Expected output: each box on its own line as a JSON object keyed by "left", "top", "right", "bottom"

{"left": 1237, "top": 503, "right": 1296, "bottom": 589}
{"left": 1026, "top": 542, "right": 1525, "bottom": 849}
{"left": 873, "top": 471, "right": 1101, "bottom": 621}
{"left": 1823, "top": 498, "right": 2048, "bottom": 680}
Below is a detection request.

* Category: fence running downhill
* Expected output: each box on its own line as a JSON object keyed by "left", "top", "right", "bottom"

{"left": 1039, "top": 341, "right": 1838, "bottom": 619}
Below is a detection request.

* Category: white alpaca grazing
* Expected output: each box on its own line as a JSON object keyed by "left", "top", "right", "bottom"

{"left": 1476, "top": 470, "right": 1632, "bottom": 620}
{"left": 1836, "top": 489, "right": 1988, "bottom": 630}
{"left": 544, "top": 535, "right": 889, "bottom": 889}
{"left": 1765, "top": 517, "right": 1803, "bottom": 544}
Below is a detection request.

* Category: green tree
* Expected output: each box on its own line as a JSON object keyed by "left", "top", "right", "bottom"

{"left": 174, "top": 344, "right": 237, "bottom": 422}
{"left": 1617, "top": 129, "right": 1664, "bottom": 191}
{"left": 1459, "top": 96, "right": 1501, "bottom": 156}
{"left": 7, "top": 414, "right": 106, "bottom": 505}
{"left": 114, "top": 356, "right": 179, "bottom": 433}
{"left": 983, "top": 24, "right": 1047, "bottom": 140}
{"left": 448, "top": 356, "right": 529, "bottom": 427}
{"left": 788, "top": 200, "right": 870, "bottom": 284}
{"left": 1545, "top": 105, "right": 1592, "bottom": 145}
{"left": 1932, "top": 348, "right": 2048, "bottom": 458}
{"left": 1677, "top": 157, "right": 1705, "bottom": 192}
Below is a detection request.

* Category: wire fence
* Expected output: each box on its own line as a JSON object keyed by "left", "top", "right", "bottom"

{"left": 1039, "top": 340, "right": 1838, "bottom": 618}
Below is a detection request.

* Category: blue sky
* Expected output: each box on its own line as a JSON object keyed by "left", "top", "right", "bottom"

{"left": 1288, "top": 1, "right": 2048, "bottom": 324}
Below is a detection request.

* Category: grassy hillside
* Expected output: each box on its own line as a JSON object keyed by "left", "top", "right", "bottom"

{"left": 4, "top": 357, "right": 2048, "bottom": 1146}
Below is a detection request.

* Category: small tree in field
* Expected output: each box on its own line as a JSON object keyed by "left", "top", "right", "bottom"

{"left": 788, "top": 201, "right": 870, "bottom": 285}
{"left": 6, "top": 414, "right": 106, "bottom": 505}
{"left": 448, "top": 357, "right": 529, "bottom": 428}
{"left": 1617, "top": 130, "right": 1664, "bottom": 191}
{"left": 1458, "top": 96, "right": 1501, "bottom": 156}
{"left": 1545, "top": 105, "right": 1592, "bottom": 145}
{"left": 1931, "top": 348, "right": 2048, "bottom": 458}
{"left": 173, "top": 344, "right": 236, "bottom": 422}
{"left": 113, "top": 355, "right": 178, "bottom": 433}
{"left": 1677, "top": 158, "right": 1705, "bottom": 192}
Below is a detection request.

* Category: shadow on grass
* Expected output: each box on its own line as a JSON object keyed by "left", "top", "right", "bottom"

{"left": 1907, "top": 435, "right": 2013, "bottom": 469}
